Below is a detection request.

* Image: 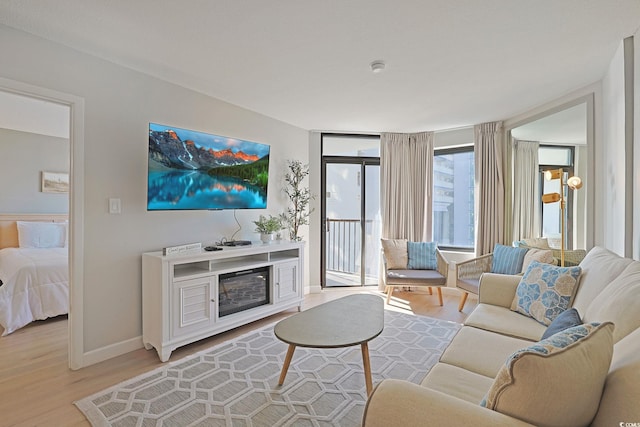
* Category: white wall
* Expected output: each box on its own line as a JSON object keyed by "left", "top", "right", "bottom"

{"left": 0, "top": 128, "right": 69, "bottom": 213}
{"left": 0, "top": 24, "right": 309, "bottom": 361}
{"left": 635, "top": 30, "right": 640, "bottom": 260}
{"left": 434, "top": 127, "right": 474, "bottom": 149}
{"left": 308, "top": 132, "right": 322, "bottom": 292}
{"left": 601, "top": 42, "right": 627, "bottom": 256}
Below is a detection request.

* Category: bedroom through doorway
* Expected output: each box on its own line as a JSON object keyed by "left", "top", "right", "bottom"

{"left": 0, "top": 81, "right": 78, "bottom": 367}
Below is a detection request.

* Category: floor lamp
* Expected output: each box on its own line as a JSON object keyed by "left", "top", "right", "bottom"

{"left": 541, "top": 168, "right": 582, "bottom": 267}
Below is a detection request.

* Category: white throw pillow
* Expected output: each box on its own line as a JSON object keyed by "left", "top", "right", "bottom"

{"left": 521, "top": 237, "right": 550, "bottom": 249}
{"left": 381, "top": 239, "right": 408, "bottom": 269}
{"left": 521, "top": 248, "right": 555, "bottom": 272}
{"left": 17, "top": 221, "right": 67, "bottom": 248}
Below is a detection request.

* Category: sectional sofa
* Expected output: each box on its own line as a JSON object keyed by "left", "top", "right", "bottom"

{"left": 362, "top": 246, "right": 640, "bottom": 427}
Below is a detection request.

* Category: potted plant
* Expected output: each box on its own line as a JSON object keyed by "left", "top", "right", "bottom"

{"left": 280, "top": 160, "right": 314, "bottom": 241}
{"left": 253, "top": 214, "right": 282, "bottom": 244}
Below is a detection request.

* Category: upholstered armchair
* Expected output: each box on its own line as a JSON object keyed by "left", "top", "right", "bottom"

{"left": 381, "top": 239, "right": 448, "bottom": 306}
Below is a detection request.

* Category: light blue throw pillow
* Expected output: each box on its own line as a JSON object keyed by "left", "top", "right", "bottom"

{"left": 491, "top": 243, "right": 528, "bottom": 274}
{"left": 512, "top": 261, "right": 582, "bottom": 326}
{"left": 541, "top": 308, "right": 582, "bottom": 340}
{"left": 407, "top": 241, "right": 437, "bottom": 270}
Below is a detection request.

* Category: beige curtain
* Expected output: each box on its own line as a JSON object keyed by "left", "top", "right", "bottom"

{"left": 512, "top": 139, "right": 540, "bottom": 242}
{"left": 475, "top": 122, "right": 506, "bottom": 255}
{"left": 380, "top": 131, "right": 434, "bottom": 242}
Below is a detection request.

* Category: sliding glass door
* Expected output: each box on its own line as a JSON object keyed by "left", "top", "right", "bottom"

{"left": 321, "top": 134, "right": 380, "bottom": 287}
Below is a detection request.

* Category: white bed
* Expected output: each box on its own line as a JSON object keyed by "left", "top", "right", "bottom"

{"left": 0, "top": 247, "right": 69, "bottom": 335}
{"left": 0, "top": 214, "right": 69, "bottom": 336}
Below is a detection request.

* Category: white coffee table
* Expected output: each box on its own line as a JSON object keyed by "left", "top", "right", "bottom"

{"left": 274, "top": 294, "right": 384, "bottom": 395}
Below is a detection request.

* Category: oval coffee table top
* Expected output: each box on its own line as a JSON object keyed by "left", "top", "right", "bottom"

{"left": 274, "top": 294, "right": 384, "bottom": 348}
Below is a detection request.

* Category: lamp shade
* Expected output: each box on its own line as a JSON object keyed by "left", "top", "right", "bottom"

{"left": 544, "top": 169, "right": 562, "bottom": 181}
{"left": 567, "top": 176, "right": 583, "bottom": 190}
{"left": 542, "top": 193, "right": 561, "bottom": 204}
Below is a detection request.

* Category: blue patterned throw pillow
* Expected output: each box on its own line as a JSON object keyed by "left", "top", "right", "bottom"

{"left": 512, "top": 261, "right": 582, "bottom": 325}
{"left": 407, "top": 241, "right": 437, "bottom": 270}
{"left": 480, "top": 322, "right": 614, "bottom": 427}
{"left": 490, "top": 244, "right": 528, "bottom": 274}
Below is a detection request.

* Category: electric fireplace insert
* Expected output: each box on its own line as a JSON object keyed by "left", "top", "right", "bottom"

{"left": 218, "top": 266, "right": 270, "bottom": 317}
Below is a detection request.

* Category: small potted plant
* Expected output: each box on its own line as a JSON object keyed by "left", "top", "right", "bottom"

{"left": 253, "top": 214, "right": 282, "bottom": 244}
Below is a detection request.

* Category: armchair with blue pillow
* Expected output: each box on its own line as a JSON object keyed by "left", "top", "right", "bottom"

{"left": 381, "top": 239, "right": 448, "bottom": 306}
{"left": 455, "top": 243, "right": 555, "bottom": 311}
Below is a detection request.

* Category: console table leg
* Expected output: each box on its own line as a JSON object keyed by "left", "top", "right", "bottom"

{"left": 361, "top": 342, "right": 373, "bottom": 396}
{"left": 278, "top": 344, "right": 296, "bottom": 386}
{"left": 158, "top": 347, "right": 172, "bottom": 363}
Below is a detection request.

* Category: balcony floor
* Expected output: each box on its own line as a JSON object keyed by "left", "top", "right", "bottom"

{"left": 325, "top": 270, "right": 378, "bottom": 287}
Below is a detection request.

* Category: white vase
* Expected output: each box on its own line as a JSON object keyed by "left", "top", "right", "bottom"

{"left": 260, "top": 233, "right": 275, "bottom": 244}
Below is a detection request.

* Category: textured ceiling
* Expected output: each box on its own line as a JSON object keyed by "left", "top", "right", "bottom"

{"left": 0, "top": 0, "right": 639, "bottom": 133}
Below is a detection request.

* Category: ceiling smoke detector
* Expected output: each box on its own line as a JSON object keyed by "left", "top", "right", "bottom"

{"left": 370, "top": 60, "right": 386, "bottom": 73}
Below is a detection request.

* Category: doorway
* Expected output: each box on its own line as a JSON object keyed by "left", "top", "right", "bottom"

{"left": 321, "top": 134, "right": 381, "bottom": 287}
{"left": 0, "top": 76, "right": 85, "bottom": 369}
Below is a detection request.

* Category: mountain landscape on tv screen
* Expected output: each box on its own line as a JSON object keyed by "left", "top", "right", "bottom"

{"left": 147, "top": 124, "right": 269, "bottom": 210}
{"left": 149, "top": 128, "right": 263, "bottom": 169}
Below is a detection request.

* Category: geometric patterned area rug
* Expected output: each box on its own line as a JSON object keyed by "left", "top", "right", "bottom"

{"left": 75, "top": 309, "right": 460, "bottom": 427}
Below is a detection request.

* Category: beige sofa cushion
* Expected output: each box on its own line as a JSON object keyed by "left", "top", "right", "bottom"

{"left": 464, "top": 304, "right": 546, "bottom": 341}
{"left": 584, "top": 261, "right": 640, "bottom": 343}
{"left": 421, "top": 362, "right": 493, "bottom": 404}
{"left": 439, "top": 326, "right": 533, "bottom": 378}
{"left": 381, "top": 238, "right": 408, "bottom": 269}
{"left": 363, "top": 379, "right": 537, "bottom": 427}
{"left": 386, "top": 268, "right": 446, "bottom": 286}
{"left": 591, "top": 327, "right": 640, "bottom": 427}
{"left": 481, "top": 322, "right": 614, "bottom": 427}
{"left": 572, "top": 246, "right": 633, "bottom": 314}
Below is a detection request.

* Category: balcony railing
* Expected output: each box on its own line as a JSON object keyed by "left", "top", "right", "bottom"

{"left": 326, "top": 218, "right": 361, "bottom": 274}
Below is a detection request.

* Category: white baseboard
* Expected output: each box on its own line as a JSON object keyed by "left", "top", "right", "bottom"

{"left": 80, "top": 336, "right": 143, "bottom": 368}
{"left": 77, "top": 286, "right": 474, "bottom": 368}
{"left": 306, "top": 283, "right": 322, "bottom": 294}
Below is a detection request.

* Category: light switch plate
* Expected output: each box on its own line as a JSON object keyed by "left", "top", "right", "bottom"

{"left": 109, "top": 198, "right": 121, "bottom": 214}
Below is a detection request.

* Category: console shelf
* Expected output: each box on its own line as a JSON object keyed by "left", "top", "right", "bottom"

{"left": 142, "top": 241, "right": 304, "bottom": 362}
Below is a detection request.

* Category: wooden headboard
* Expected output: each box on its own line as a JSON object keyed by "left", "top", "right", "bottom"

{"left": 0, "top": 213, "right": 68, "bottom": 249}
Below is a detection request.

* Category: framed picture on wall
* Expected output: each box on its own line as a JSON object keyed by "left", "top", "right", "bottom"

{"left": 41, "top": 171, "right": 69, "bottom": 193}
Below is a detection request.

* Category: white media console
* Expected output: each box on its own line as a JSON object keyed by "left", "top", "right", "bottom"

{"left": 142, "top": 241, "right": 304, "bottom": 362}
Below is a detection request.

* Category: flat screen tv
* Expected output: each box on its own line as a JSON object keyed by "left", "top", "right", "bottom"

{"left": 147, "top": 123, "right": 270, "bottom": 210}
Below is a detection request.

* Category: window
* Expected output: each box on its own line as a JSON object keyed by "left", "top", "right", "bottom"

{"left": 322, "top": 134, "right": 380, "bottom": 157}
{"left": 433, "top": 147, "right": 475, "bottom": 250}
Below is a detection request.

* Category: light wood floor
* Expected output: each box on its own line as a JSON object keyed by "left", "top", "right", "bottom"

{"left": 0, "top": 287, "right": 476, "bottom": 427}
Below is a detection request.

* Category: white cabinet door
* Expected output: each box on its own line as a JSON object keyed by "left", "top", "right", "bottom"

{"left": 274, "top": 261, "right": 299, "bottom": 302}
{"left": 172, "top": 276, "right": 215, "bottom": 338}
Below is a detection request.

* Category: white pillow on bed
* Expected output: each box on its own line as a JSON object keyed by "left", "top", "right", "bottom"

{"left": 17, "top": 221, "right": 67, "bottom": 248}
